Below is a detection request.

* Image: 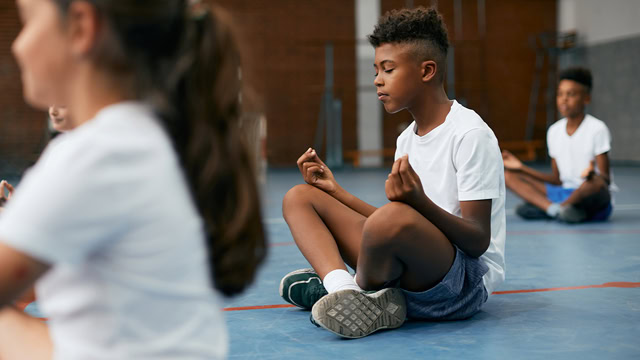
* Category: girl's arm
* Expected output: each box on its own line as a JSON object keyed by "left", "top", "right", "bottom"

{"left": 296, "top": 148, "right": 377, "bottom": 217}
{"left": 0, "top": 243, "right": 49, "bottom": 308}
{"left": 386, "top": 156, "right": 491, "bottom": 258}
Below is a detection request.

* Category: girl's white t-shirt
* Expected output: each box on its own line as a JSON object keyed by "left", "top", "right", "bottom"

{"left": 395, "top": 100, "right": 506, "bottom": 296}
{"left": 0, "top": 102, "right": 227, "bottom": 359}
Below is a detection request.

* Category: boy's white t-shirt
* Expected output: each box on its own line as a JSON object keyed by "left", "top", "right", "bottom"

{"left": 547, "top": 114, "right": 612, "bottom": 189}
{"left": 395, "top": 100, "right": 506, "bottom": 296}
{"left": 0, "top": 102, "right": 227, "bottom": 359}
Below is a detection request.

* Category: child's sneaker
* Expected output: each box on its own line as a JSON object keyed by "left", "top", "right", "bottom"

{"left": 557, "top": 205, "right": 587, "bottom": 223}
{"left": 311, "top": 288, "right": 406, "bottom": 338}
{"left": 515, "top": 202, "right": 551, "bottom": 219}
{"left": 279, "top": 268, "right": 328, "bottom": 310}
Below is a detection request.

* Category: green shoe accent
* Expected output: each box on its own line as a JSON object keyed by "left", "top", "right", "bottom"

{"left": 311, "top": 288, "right": 407, "bottom": 338}
{"left": 279, "top": 268, "right": 328, "bottom": 310}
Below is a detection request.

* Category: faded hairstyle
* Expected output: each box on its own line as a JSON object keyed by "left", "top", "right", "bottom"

{"left": 368, "top": 7, "right": 450, "bottom": 82}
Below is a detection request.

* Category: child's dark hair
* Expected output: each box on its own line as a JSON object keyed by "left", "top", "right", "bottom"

{"left": 368, "top": 7, "right": 449, "bottom": 81}
{"left": 53, "top": 0, "right": 266, "bottom": 296}
{"left": 559, "top": 67, "right": 593, "bottom": 93}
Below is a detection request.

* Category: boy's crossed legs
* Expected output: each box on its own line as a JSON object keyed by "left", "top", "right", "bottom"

{"left": 282, "top": 184, "right": 455, "bottom": 337}
{"left": 505, "top": 170, "right": 610, "bottom": 222}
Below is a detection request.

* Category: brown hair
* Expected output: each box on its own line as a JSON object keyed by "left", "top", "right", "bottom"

{"left": 54, "top": 0, "right": 266, "bottom": 296}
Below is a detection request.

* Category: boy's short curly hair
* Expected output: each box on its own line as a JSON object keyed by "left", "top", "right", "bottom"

{"left": 368, "top": 7, "right": 449, "bottom": 80}
{"left": 559, "top": 67, "right": 592, "bottom": 93}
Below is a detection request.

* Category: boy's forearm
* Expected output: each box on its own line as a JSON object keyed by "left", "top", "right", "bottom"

{"left": 411, "top": 196, "right": 490, "bottom": 258}
{"left": 520, "top": 165, "right": 561, "bottom": 185}
{"left": 331, "top": 186, "right": 377, "bottom": 218}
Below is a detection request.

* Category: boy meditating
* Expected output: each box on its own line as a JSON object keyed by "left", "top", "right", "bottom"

{"left": 503, "top": 67, "right": 613, "bottom": 223}
{"left": 279, "top": 7, "right": 505, "bottom": 338}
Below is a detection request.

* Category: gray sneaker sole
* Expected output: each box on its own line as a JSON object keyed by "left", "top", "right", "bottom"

{"left": 311, "top": 288, "right": 406, "bottom": 339}
{"left": 279, "top": 268, "right": 321, "bottom": 308}
{"left": 558, "top": 206, "right": 587, "bottom": 223}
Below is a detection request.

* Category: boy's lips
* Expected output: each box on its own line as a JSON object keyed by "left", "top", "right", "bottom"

{"left": 377, "top": 92, "right": 389, "bottom": 100}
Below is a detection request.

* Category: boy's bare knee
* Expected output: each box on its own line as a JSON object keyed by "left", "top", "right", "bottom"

{"left": 363, "top": 202, "right": 413, "bottom": 248}
{"left": 282, "top": 184, "right": 315, "bottom": 217}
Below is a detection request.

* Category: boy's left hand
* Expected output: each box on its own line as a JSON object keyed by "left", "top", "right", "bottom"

{"left": 385, "top": 155, "right": 425, "bottom": 206}
{"left": 0, "top": 180, "right": 14, "bottom": 208}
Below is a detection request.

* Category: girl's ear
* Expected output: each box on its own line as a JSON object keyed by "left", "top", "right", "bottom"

{"left": 421, "top": 60, "right": 437, "bottom": 82}
{"left": 67, "top": 1, "right": 101, "bottom": 57}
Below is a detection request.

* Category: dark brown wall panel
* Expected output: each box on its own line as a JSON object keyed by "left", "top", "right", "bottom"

{"left": 214, "top": 0, "right": 357, "bottom": 167}
{"left": 0, "top": 1, "right": 48, "bottom": 175}
{"left": 0, "top": 0, "right": 556, "bottom": 171}
{"left": 380, "top": 0, "right": 557, "bottom": 150}
{"left": 0, "top": 0, "right": 357, "bottom": 169}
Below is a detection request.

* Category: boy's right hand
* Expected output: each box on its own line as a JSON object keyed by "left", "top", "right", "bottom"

{"left": 501, "top": 150, "right": 523, "bottom": 170}
{"left": 296, "top": 148, "right": 338, "bottom": 194}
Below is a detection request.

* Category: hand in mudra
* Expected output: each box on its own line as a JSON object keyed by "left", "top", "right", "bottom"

{"left": 501, "top": 150, "right": 523, "bottom": 170}
{"left": 296, "top": 148, "right": 338, "bottom": 194}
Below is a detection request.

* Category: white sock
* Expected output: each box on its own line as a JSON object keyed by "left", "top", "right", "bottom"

{"left": 546, "top": 203, "right": 562, "bottom": 217}
{"left": 323, "top": 269, "right": 362, "bottom": 293}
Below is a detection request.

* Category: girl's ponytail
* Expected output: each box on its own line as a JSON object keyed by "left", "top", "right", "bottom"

{"left": 53, "top": 0, "right": 268, "bottom": 296}
{"left": 164, "top": 5, "right": 267, "bottom": 296}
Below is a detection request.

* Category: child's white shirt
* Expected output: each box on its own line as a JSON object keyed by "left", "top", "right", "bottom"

{"left": 0, "top": 102, "right": 227, "bottom": 360}
{"left": 547, "top": 114, "right": 614, "bottom": 189}
{"left": 395, "top": 100, "right": 506, "bottom": 296}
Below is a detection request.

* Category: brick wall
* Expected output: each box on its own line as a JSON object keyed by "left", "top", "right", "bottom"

{"left": 213, "top": 0, "right": 357, "bottom": 167}
{"left": 0, "top": 0, "right": 558, "bottom": 172}
{"left": 0, "top": 1, "right": 48, "bottom": 176}
{"left": 0, "top": 0, "right": 358, "bottom": 171}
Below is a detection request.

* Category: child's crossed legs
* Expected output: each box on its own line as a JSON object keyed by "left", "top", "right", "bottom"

{"left": 282, "top": 184, "right": 454, "bottom": 293}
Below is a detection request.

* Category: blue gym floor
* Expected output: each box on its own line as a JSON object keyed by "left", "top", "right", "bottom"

{"left": 222, "top": 166, "right": 640, "bottom": 359}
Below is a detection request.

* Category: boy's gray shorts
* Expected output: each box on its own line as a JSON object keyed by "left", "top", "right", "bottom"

{"left": 403, "top": 246, "right": 489, "bottom": 320}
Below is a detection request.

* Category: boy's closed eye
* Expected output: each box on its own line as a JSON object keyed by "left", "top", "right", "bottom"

{"left": 373, "top": 69, "right": 394, "bottom": 77}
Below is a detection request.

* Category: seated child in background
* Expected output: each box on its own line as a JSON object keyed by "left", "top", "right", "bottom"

{"left": 503, "top": 67, "right": 614, "bottom": 223}
{"left": 1, "top": 105, "right": 70, "bottom": 212}
{"left": 279, "top": 7, "right": 505, "bottom": 339}
{"left": 48, "top": 105, "right": 73, "bottom": 134}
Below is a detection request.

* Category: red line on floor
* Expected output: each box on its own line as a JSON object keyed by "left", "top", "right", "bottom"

{"left": 223, "top": 281, "right": 640, "bottom": 312}
{"left": 507, "top": 229, "right": 640, "bottom": 236}
{"left": 224, "top": 304, "right": 295, "bottom": 311}
{"left": 492, "top": 281, "right": 640, "bottom": 294}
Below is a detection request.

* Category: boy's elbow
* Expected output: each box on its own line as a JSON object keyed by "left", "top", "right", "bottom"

{"left": 467, "top": 236, "right": 490, "bottom": 258}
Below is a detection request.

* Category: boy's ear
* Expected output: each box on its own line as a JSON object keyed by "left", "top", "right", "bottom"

{"left": 67, "top": 1, "right": 101, "bottom": 57}
{"left": 583, "top": 92, "right": 591, "bottom": 106}
{"left": 421, "top": 60, "right": 438, "bottom": 82}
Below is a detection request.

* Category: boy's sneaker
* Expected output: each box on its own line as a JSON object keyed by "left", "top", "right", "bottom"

{"left": 515, "top": 202, "right": 551, "bottom": 219}
{"left": 311, "top": 288, "right": 406, "bottom": 339}
{"left": 279, "top": 268, "right": 328, "bottom": 310}
{"left": 557, "top": 205, "right": 587, "bottom": 223}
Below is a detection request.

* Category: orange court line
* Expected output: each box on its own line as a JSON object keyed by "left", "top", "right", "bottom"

{"left": 224, "top": 304, "right": 296, "bottom": 311}
{"left": 223, "top": 281, "right": 640, "bottom": 312}
{"left": 491, "top": 281, "right": 640, "bottom": 295}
